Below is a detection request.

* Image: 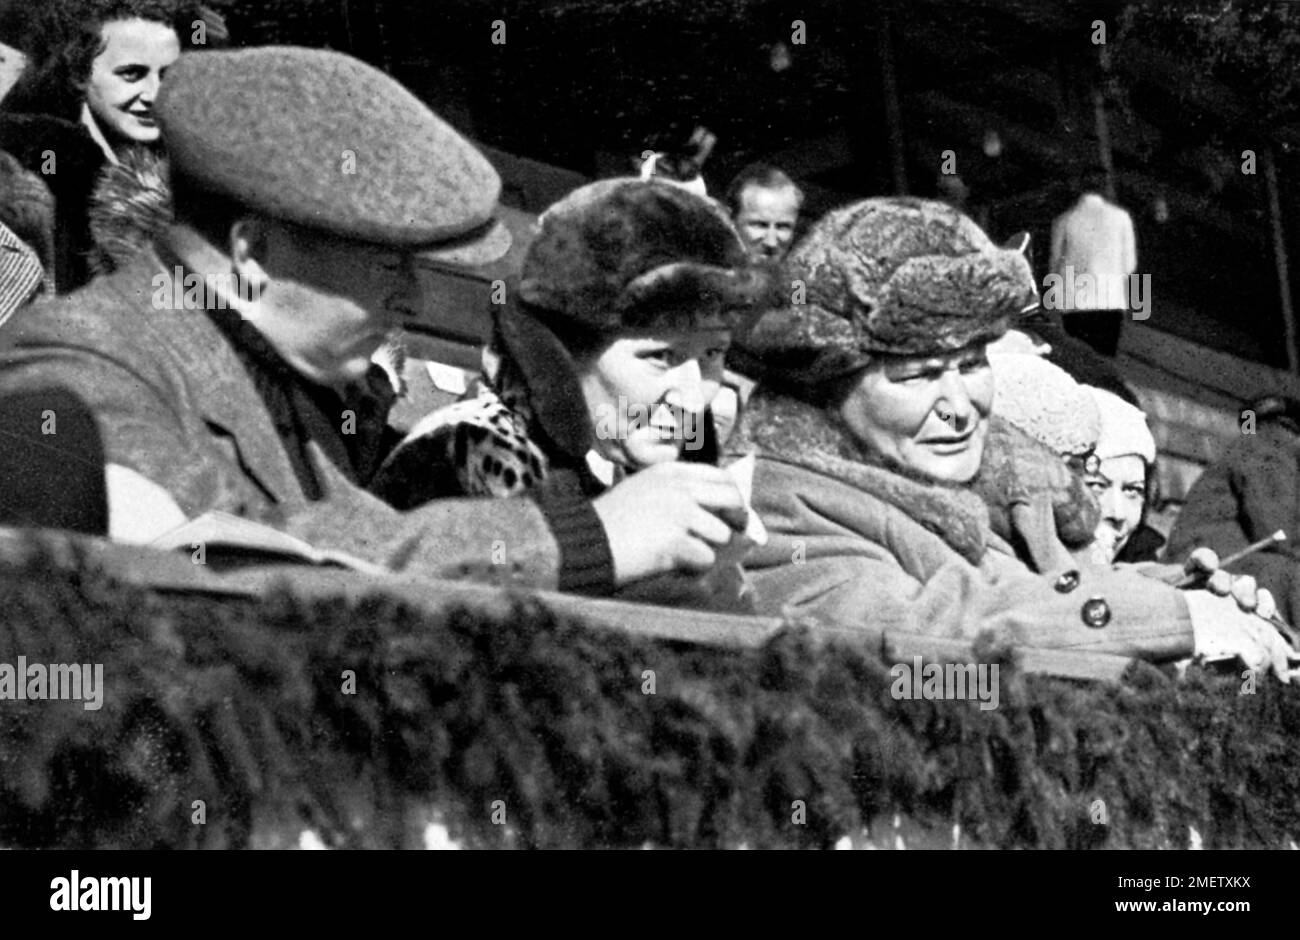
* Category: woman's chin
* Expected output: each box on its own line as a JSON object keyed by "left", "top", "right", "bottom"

{"left": 119, "top": 122, "right": 161, "bottom": 144}
{"left": 625, "top": 437, "right": 683, "bottom": 470}
{"left": 907, "top": 448, "right": 983, "bottom": 485}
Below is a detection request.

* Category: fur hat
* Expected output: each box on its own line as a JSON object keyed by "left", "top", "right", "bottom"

{"left": 990, "top": 351, "right": 1100, "bottom": 458}
{"left": 515, "top": 177, "right": 774, "bottom": 331}
{"left": 1088, "top": 386, "right": 1156, "bottom": 464}
{"left": 156, "top": 46, "right": 510, "bottom": 265}
{"left": 732, "top": 197, "right": 1037, "bottom": 395}
{"left": 499, "top": 178, "right": 776, "bottom": 457}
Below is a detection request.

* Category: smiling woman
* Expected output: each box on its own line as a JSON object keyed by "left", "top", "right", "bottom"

{"left": 0, "top": 1, "right": 226, "bottom": 294}
{"left": 82, "top": 17, "right": 181, "bottom": 156}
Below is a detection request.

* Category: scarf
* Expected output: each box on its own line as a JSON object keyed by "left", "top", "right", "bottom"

{"left": 733, "top": 391, "right": 992, "bottom": 564}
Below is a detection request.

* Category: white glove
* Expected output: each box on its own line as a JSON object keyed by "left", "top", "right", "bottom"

{"left": 1185, "top": 590, "right": 1297, "bottom": 680}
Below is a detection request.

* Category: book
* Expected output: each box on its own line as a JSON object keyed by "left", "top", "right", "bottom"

{"left": 150, "top": 511, "right": 391, "bottom": 576}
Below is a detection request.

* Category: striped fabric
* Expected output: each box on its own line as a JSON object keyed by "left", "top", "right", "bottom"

{"left": 0, "top": 219, "right": 46, "bottom": 326}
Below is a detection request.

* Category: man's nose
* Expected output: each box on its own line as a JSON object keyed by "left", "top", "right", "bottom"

{"left": 762, "top": 227, "right": 780, "bottom": 247}
{"left": 935, "top": 370, "right": 974, "bottom": 428}
{"left": 664, "top": 359, "right": 706, "bottom": 414}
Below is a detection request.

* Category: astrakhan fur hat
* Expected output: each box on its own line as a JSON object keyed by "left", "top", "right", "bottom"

{"left": 732, "top": 197, "right": 1038, "bottom": 396}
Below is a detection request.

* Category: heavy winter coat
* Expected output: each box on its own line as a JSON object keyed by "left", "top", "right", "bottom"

{"left": 0, "top": 230, "right": 587, "bottom": 590}
{"left": 733, "top": 390, "right": 1195, "bottom": 661}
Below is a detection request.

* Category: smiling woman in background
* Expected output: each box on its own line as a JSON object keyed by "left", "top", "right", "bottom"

{"left": 730, "top": 196, "right": 1295, "bottom": 675}
{"left": 0, "top": 0, "right": 225, "bottom": 300}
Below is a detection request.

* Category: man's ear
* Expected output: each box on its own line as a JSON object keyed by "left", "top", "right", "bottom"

{"left": 229, "top": 217, "right": 272, "bottom": 301}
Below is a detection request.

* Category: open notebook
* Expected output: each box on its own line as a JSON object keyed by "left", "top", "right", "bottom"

{"left": 150, "top": 511, "right": 391, "bottom": 575}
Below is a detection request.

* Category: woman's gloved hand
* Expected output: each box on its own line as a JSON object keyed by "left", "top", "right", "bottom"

{"left": 1183, "top": 547, "right": 1278, "bottom": 618}
{"left": 1185, "top": 590, "right": 1296, "bottom": 679}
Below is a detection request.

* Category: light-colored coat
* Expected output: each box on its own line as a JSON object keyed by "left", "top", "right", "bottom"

{"left": 735, "top": 391, "right": 1194, "bottom": 661}
{"left": 1049, "top": 193, "right": 1137, "bottom": 310}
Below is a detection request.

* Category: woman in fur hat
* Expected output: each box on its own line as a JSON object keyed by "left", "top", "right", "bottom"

{"left": 372, "top": 178, "right": 776, "bottom": 609}
{"left": 0, "top": 0, "right": 225, "bottom": 298}
{"left": 729, "top": 196, "right": 1295, "bottom": 674}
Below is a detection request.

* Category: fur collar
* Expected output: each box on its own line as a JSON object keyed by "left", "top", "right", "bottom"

{"left": 733, "top": 390, "right": 991, "bottom": 562}
{"left": 86, "top": 147, "right": 171, "bottom": 275}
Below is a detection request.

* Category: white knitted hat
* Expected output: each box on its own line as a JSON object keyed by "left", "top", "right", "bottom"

{"left": 990, "top": 352, "right": 1100, "bottom": 457}
{"left": 1087, "top": 386, "right": 1156, "bottom": 464}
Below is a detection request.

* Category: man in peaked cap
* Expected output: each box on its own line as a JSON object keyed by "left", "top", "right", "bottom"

{"left": 0, "top": 46, "right": 747, "bottom": 592}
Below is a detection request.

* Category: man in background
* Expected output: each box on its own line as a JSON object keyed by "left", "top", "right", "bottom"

{"left": 725, "top": 163, "right": 802, "bottom": 262}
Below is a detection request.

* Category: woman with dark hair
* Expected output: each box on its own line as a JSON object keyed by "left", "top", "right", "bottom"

{"left": 0, "top": 0, "right": 225, "bottom": 298}
{"left": 372, "top": 177, "right": 774, "bottom": 608}
{"left": 730, "top": 197, "right": 1295, "bottom": 675}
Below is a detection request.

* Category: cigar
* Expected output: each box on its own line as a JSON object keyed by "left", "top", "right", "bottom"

{"left": 1175, "top": 530, "right": 1286, "bottom": 589}
{"left": 1220, "top": 530, "right": 1288, "bottom": 568}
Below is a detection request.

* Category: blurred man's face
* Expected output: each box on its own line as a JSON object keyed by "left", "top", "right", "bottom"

{"left": 241, "top": 221, "right": 422, "bottom": 389}
{"left": 735, "top": 184, "right": 799, "bottom": 261}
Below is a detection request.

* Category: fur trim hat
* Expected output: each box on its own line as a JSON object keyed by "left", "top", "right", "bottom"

{"left": 1088, "top": 386, "right": 1156, "bottom": 464}
{"left": 990, "top": 351, "right": 1100, "bottom": 458}
{"left": 156, "top": 46, "right": 510, "bottom": 265}
{"left": 732, "top": 197, "right": 1037, "bottom": 396}
{"left": 499, "top": 178, "right": 776, "bottom": 457}
{"left": 515, "top": 177, "right": 775, "bottom": 331}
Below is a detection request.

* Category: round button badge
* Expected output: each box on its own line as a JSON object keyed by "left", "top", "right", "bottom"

{"left": 1081, "top": 596, "right": 1111, "bottom": 629}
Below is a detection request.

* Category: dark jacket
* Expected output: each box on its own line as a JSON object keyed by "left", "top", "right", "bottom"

{"left": 0, "top": 113, "right": 171, "bottom": 310}
{"left": 1167, "top": 415, "right": 1300, "bottom": 623}
{"left": 0, "top": 113, "right": 106, "bottom": 293}
{"left": 0, "top": 230, "right": 610, "bottom": 592}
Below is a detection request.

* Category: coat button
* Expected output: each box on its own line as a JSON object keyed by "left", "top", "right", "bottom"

{"left": 1081, "top": 596, "right": 1111, "bottom": 629}
{"left": 1053, "top": 570, "right": 1081, "bottom": 593}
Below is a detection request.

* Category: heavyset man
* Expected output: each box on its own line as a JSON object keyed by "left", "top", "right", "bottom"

{"left": 0, "top": 46, "right": 748, "bottom": 593}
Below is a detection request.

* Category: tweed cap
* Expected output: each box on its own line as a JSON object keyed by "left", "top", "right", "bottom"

{"left": 733, "top": 197, "right": 1037, "bottom": 393}
{"left": 156, "top": 46, "right": 509, "bottom": 265}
